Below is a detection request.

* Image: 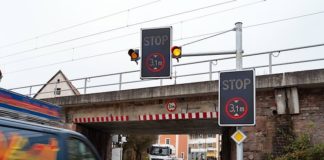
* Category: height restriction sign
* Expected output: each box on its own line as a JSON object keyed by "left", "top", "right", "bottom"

{"left": 218, "top": 70, "right": 255, "bottom": 126}
{"left": 141, "top": 27, "right": 172, "bottom": 79}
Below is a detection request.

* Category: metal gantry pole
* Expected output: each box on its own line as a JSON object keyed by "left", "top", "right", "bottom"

{"left": 236, "top": 22, "right": 243, "bottom": 71}
{"left": 269, "top": 53, "right": 273, "bottom": 74}
{"left": 29, "top": 86, "right": 32, "bottom": 97}
{"left": 119, "top": 73, "right": 123, "bottom": 91}
{"left": 209, "top": 61, "right": 213, "bottom": 81}
{"left": 235, "top": 22, "right": 244, "bottom": 160}
{"left": 84, "top": 78, "right": 88, "bottom": 94}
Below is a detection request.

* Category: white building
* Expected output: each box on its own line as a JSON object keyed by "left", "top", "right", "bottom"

{"left": 188, "top": 134, "right": 221, "bottom": 160}
{"left": 34, "top": 70, "right": 80, "bottom": 99}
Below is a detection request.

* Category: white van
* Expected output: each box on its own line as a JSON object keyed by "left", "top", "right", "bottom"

{"left": 148, "top": 144, "right": 181, "bottom": 160}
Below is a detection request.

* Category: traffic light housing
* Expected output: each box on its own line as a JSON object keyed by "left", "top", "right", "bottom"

{"left": 128, "top": 49, "right": 140, "bottom": 64}
{"left": 0, "top": 69, "right": 2, "bottom": 82}
{"left": 171, "top": 46, "right": 181, "bottom": 62}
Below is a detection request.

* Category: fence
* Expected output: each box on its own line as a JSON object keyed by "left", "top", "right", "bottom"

{"left": 9, "top": 43, "right": 324, "bottom": 97}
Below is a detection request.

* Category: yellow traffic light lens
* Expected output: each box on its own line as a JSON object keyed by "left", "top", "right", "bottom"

{"left": 131, "top": 52, "right": 138, "bottom": 59}
{"left": 172, "top": 48, "right": 181, "bottom": 57}
{"left": 128, "top": 49, "right": 139, "bottom": 61}
{"left": 171, "top": 46, "right": 182, "bottom": 59}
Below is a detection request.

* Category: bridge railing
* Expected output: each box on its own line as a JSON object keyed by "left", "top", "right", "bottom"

{"left": 9, "top": 43, "right": 324, "bottom": 97}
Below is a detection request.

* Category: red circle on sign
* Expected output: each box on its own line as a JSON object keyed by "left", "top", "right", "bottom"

{"left": 165, "top": 99, "right": 177, "bottom": 112}
{"left": 225, "top": 97, "right": 248, "bottom": 119}
{"left": 145, "top": 52, "right": 166, "bottom": 72}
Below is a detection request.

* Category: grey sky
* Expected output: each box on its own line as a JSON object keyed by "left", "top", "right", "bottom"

{"left": 1, "top": 0, "right": 324, "bottom": 92}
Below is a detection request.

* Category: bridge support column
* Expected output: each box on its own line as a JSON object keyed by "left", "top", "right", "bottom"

{"left": 221, "top": 127, "right": 236, "bottom": 160}
{"left": 76, "top": 124, "right": 112, "bottom": 160}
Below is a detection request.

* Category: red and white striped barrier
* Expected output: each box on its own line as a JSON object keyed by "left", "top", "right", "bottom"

{"left": 138, "top": 112, "right": 217, "bottom": 121}
{"left": 73, "top": 115, "right": 129, "bottom": 123}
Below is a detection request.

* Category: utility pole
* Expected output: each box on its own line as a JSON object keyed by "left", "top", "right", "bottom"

{"left": 235, "top": 22, "right": 243, "bottom": 160}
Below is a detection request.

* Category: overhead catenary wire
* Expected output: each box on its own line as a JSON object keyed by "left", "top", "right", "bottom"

{"left": 180, "top": 9, "right": 324, "bottom": 47}
{"left": 3, "top": 29, "right": 226, "bottom": 66}
{"left": 0, "top": 0, "right": 236, "bottom": 59}
{"left": 244, "top": 10, "right": 324, "bottom": 29}
{"left": 3, "top": 32, "right": 139, "bottom": 65}
{"left": 4, "top": 7, "right": 324, "bottom": 74}
{"left": 0, "top": 0, "right": 161, "bottom": 50}
{"left": 181, "top": 28, "right": 235, "bottom": 47}
{"left": 4, "top": 33, "right": 214, "bottom": 73}
{"left": 5, "top": 29, "right": 227, "bottom": 73}
{"left": 3, "top": 29, "right": 237, "bottom": 66}
{"left": 179, "top": 0, "right": 265, "bottom": 23}
{"left": 5, "top": 49, "right": 127, "bottom": 74}
{"left": 2, "top": 0, "right": 266, "bottom": 65}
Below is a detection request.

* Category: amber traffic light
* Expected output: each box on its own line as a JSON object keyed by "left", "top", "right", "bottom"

{"left": 171, "top": 46, "right": 181, "bottom": 62}
{"left": 128, "top": 49, "right": 140, "bottom": 63}
{"left": 0, "top": 69, "right": 2, "bottom": 82}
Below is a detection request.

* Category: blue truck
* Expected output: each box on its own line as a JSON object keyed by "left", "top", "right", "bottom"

{"left": 0, "top": 88, "right": 102, "bottom": 160}
{"left": 0, "top": 88, "right": 61, "bottom": 122}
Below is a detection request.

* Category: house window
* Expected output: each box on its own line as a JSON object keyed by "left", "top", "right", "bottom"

{"left": 181, "top": 152, "right": 184, "bottom": 158}
{"left": 57, "top": 79, "right": 60, "bottom": 83}
{"left": 165, "top": 138, "right": 170, "bottom": 144}
{"left": 55, "top": 88, "right": 61, "bottom": 95}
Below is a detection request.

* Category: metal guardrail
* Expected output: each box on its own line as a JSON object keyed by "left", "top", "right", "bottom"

{"left": 9, "top": 43, "right": 324, "bottom": 97}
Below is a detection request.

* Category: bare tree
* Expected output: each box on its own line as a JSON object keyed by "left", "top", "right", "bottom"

{"left": 123, "top": 134, "right": 157, "bottom": 160}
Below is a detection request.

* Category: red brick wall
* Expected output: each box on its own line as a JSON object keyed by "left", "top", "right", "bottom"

{"left": 292, "top": 88, "right": 324, "bottom": 143}
{"left": 243, "top": 90, "right": 276, "bottom": 159}
{"left": 242, "top": 88, "right": 324, "bottom": 159}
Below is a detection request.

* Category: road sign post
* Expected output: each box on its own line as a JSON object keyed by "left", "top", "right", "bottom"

{"left": 141, "top": 27, "right": 172, "bottom": 79}
{"left": 236, "top": 22, "right": 244, "bottom": 160}
{"left": 215, "top": 22, "right": 254, "bottom": 160}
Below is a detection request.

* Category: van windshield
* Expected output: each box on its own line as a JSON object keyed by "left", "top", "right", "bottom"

{"left": 150, "top": 146, "right": 170, "bottom": 156}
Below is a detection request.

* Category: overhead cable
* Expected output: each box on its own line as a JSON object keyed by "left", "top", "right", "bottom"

{"left": 4, "top": 7, "right": 324, "bottom": 73}
{"left": 0, "top": 0, "right": 161, "bottom": 49}
{"left": 0, "top": 0, "right": 236, "bottom": 59}
{"left": 3, "top": 0, "right": 265, "bottom": 65}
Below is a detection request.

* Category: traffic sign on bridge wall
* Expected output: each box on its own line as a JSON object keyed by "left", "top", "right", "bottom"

{"left": 141, "top": 27, "right": 172, "bottom": 79}
{"left": 218, "top": 70, "right": 255, "bottom": 126}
